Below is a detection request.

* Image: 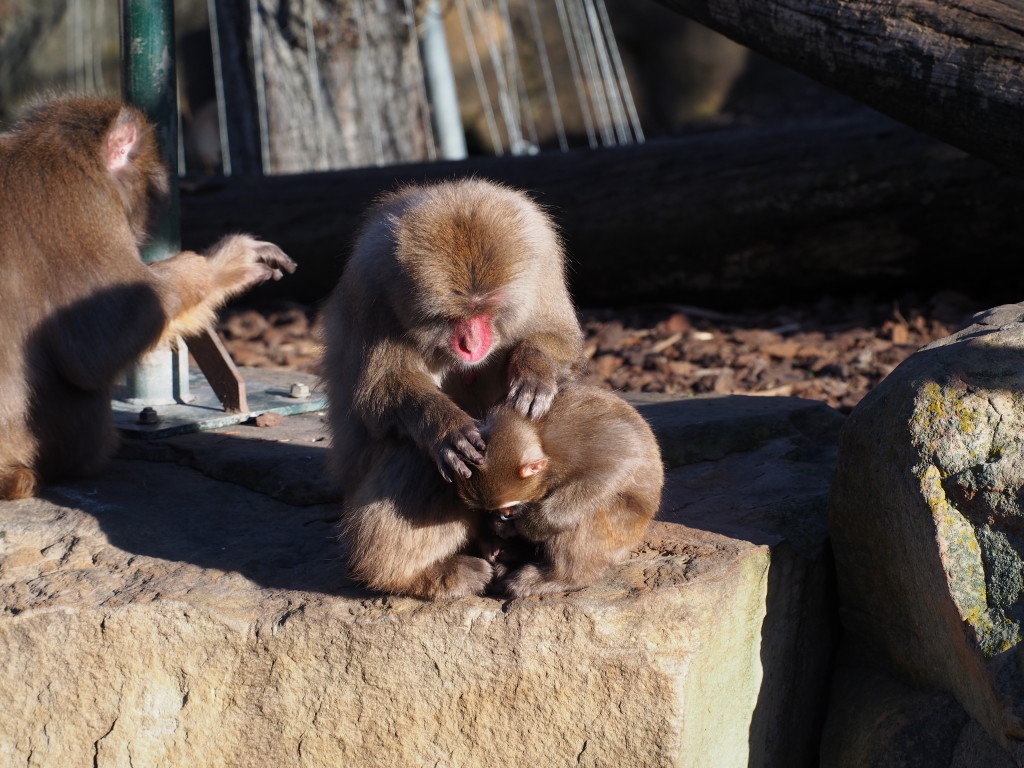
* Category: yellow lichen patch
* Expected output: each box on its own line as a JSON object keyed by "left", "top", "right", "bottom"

{"left": 912, "top": 381, "right": 991, "bottom": 468}
{"left": 920, "top": 465, "right": 989, "bottom": 636}
{"left": 971, "top": 612, "right": 1022, "bottom": 659}
{"left": 917, "top": 381, "right": 982, "bottom": 435}
{"left": 915, "top": 381, "right": 947, "bottom": 434}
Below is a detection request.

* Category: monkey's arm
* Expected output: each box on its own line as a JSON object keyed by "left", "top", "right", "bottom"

{"left": 148, "top": 235, "right": 295, "bottom": 340}
{"left": 506, "top": 330, "right": 585, "bottom": 419}
{"left": 515, "top": 484, "right": 596, "bottom": 541}
{"left": 47, "top": 236, "right": 293, "bottom": 392}
{"left": 355, "top": 342, "right": 485, "bottom": 482}
{"left": 45, "top": 281, "right": 166, "bottom": 391}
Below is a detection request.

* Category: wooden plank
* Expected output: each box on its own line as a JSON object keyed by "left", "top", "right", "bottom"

{"left": 652, "top": 0, "right": 1024, "bottom": 173}
{"left": 186, "top": 326, "right": 249, "bottom": 414}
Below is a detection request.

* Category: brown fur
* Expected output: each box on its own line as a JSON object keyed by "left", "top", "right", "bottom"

{"left": 0, "top": 95, "right": 295, "bottom": 498}
{"left": 456, "top": 384, "right": 664, "bottom": 597}
{"left": 323, "top": 179, "right": 585, "bottom": 599}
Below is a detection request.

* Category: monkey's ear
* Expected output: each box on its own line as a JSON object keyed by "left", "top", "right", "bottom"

{"left": 103, "top": 111, "right": 139, "bottom": 172}
{"left": 518, "top": 456, "right": 549, "bottom": 478}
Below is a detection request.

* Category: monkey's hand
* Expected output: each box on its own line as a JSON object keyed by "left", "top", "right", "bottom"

{"left": 431, "top": 418, "right": 486, "bottom": 483}
{"left": 207, "top": 235, "right": 297, "bottom": 292}
{"left": 155, "top": 236, "right": 297, "bottom": 341}
{"left": 507, "top": 346, "right": 559, "bottom": 419}
{"left": 498, "top": 563, "right": 581, "bottom": 598}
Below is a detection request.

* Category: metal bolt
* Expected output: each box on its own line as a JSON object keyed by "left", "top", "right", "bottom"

{"left": 289, "top": 382, "right": 310, "bottom": 399}
{"left": 138, "top": 406, "right": 160, "bottom": 425}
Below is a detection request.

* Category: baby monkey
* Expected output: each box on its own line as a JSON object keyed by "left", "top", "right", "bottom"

{"left": 456, "top": 384, "right": 663, "bottom": 597}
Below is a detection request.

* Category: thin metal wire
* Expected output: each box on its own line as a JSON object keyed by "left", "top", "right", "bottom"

{"left": 455, "top": 0, "right": 503, "bottom": 155}
{"left": 568, "top": 0, "right": 613, "bottom": 145}
{"left": 406, "top": 0, "right": 438, "bottom": 161}
{"left": 302, "top": 0, "right": 330, "bottom": 169}
{"left": 81, "top": 0, "right": 94, "bottom": 93}
{"left": 584, "top": 0, "right": 627, "bottom": 144}
{"left": 206, "top": 0, "right": 232, "bottom": 175}
{"left": 526, "top": 0, "right": 567, "bottom": 152}
{"left": 176, "top": 93, "right": 186, "bottom": 175}
{"left": 86, "top": 0, "right": 94, "bottom": 92}
{"left": 468, "top": 0, "right": 522, "bottom": 154}
{"left": 553, "top": 0, "right": 596, "bottom": 148}
{"left": 494, "top": 0, "right": 524, "bottom": 146}
{"left": 249, "top": 0, "right": 272, "bottom": 171}
{"left": 594, "top": 0, "right": 643, "bottom": 143}
{"left": 70, "top": 0, "right": 84, "bottom": 92}
{"left": 497, "top": 0, "right": 538, "bottom": 152}
{"left": 93, "top": 0, "right": 107, "bottom": 95}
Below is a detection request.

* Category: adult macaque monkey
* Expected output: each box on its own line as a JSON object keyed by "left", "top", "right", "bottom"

{"left": 455, "top": 384, "right": 663, "bottom": 597}
{"left": 324, "top": 179, "right": 585, "bottom": 599}
{"left": 0, "top": 96, "right": 296, "bottom": 499}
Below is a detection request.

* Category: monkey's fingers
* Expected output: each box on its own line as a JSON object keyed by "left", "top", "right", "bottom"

{"left": 437, "top": 449, "right": 473, "bottom": 482}
{"left": 436, "top": 461, "right": 454, "bottom": 483}
{"left": 253, "top": 242, "right": 297, "bottom": 275}
{"left": 526, "top": 386, "right": 556, "bottom": 419}
{"left": 508, "top": 376, "right": 557, "bottom": 420}
{"left": 454, "top": 431, "right": 485, "bottom": 465}
{"left": 245, "top": 262, "right": 282, "bottom": 288}
{"left": 463, "top": 426, "right": 487, "bottom": 457}
{"left": 507, "top": 376, "right": 524, "bottom": 403}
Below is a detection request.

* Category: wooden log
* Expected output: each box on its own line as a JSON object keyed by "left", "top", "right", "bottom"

{"left": 652, "top": 0, "right": 1024, "bottom": 173}
{"left": 181, "top": 114, "right": 1024, "bottom": 307}
{"left": 219, "top": 0, "right": 433, "bottom": 174}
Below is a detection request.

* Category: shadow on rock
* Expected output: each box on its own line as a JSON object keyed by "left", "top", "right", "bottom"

{"left": 42, "top": 426, "right": 368, "bottom": 597}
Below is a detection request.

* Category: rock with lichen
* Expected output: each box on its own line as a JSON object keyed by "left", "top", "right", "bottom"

{"left": 825, "top": 303, "right": 1024, "bottom": 764}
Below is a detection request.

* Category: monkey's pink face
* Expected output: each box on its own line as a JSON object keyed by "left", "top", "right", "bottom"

{"left": 450, "top": 313, "right": 494, "bottom": 364}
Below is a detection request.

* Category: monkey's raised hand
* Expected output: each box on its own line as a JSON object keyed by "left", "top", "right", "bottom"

{"left": 432, "top": 417, "right": 487, "bottom": 483}
{"left": 206, "top": 235, "right": 297, "bottom": 290}
{"left": 152, "top": 235, "right": 296, "bottom": 341}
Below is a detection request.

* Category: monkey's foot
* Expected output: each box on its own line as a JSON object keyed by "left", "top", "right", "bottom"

{"left": 0, "top": 466, "right": 39, "bottom": 500}
{"left": 430, "top": 554, "right": 493, "bottom": 599}
{"left": 498, "top": 563, "right": 588, "bottom": 598}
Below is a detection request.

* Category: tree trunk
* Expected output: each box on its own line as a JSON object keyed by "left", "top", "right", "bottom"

{"left": 651, "top": 0, "right": 1024, "bottom": 174}
{"left": 181, "top": 113, "right": 1024, "bottom": 307}
{"left": 217, "top": 0, "right": 434, "bottom": 174}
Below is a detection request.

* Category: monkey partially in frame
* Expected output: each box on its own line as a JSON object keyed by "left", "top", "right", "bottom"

{"left": 324, "top": 179, "right": 586, "bottom": 599}
{"left": 0, "top": 95, "right": 296, "bottom": 499}
{"left": 455, "top": 383, "right": 663, "bottom": 597}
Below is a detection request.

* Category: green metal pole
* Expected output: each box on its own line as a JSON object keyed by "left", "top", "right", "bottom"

{"left": 120, "top": 0, "right": 188, "bottom": 405}
{"left": 120, "top": 0, "right": 180, "bottom": 262}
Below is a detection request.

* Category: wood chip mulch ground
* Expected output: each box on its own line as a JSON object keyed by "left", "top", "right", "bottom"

{"left": 216, "top": 290, "right": 988, "bottom": 415}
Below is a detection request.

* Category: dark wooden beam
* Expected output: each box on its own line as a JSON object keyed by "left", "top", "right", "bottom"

{"left": 651, "top": 0, "right": 1024, "bottom": 174}
{"left": 181, "top": 114, "right": 1024, "bottom": 308}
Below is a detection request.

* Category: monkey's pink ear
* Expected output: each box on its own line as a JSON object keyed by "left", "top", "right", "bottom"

{"left": 519, "top": 456, "right": 549, "bottom": 478}
{"left": 104, "top": 112, "right": 138, "bottom": 172}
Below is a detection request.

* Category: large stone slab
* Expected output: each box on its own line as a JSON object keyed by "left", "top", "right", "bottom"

{"left": 825, "top": 303, "right": 1024, "bottom": 764}
{"left": 0, "top": 394, "right": 841, "bottom": 767}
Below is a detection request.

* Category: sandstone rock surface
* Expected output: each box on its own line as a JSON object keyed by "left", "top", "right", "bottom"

{"left": 826, "top": 303, "right": 1024, "bottom": 764}
{"left": 0, "top": 395, "right": 840, "bottom": 767}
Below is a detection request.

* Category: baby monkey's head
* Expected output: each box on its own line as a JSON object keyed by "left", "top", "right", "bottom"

{"left": 454, "top": 404, "right": 550, "bottom": 513}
